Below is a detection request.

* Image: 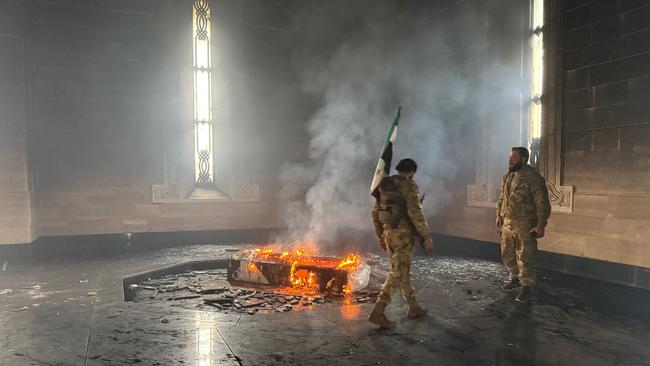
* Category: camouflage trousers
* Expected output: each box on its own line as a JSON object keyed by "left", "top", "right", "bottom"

{"left": 378, "top": 226, "right": 416, "bottom": 304}
{"left": 500, "top": 218, "right": 538, "bottom": 286}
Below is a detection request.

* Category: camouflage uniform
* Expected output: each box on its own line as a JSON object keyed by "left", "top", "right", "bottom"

{"left": 372, "top": 175, "right": 431, "bottom": 304}
{"left": 496, "top": 165, "right": 551, "bottom": 286}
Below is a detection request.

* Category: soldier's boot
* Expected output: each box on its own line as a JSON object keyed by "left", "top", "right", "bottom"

{"left": 515, "top": 286, "right": 533, "bottom": 303}
{"left": 368, "top": 301, "right": 392, "bottom": 329}
{"left": 501, "top": 278, "right": 521, "bottom": 292}
{"left": 406, "top": 299, "right": 428, "bottom": 319}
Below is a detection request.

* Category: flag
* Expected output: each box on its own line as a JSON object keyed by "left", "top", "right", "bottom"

{"left": 370, "top": 106, "right": 401, "bottom": 198}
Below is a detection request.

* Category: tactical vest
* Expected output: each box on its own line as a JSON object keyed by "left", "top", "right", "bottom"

{"left": 376, "top": 176, "right": 408, "bottom": 228}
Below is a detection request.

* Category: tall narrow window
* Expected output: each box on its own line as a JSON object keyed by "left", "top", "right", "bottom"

{"left": 193, "top": 0, "right": 214, "bottom": 185}
{"left": 529, "top": 0, "right": 543, "bottom": 168}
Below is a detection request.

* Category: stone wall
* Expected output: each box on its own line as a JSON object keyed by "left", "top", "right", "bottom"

{"left": 28, "top": 0, "right": 311, "bottom": 238}
{"left": 436, "top": 0, "right": 650, "bottom": 273}
{"left": 0, "top": 0, "right": 32, "bottom": 244}
{"left": 550, "top": 0, "right": 650, "bottom": 267}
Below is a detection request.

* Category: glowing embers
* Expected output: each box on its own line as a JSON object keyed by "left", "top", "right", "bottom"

{"left": 290, "top": 267, "right": 319, "bottom": 292}
{"left": 227, "top": 247, "right": 370, "bottom": 294}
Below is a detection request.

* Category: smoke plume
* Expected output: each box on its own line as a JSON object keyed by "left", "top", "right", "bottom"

{"left": 278, "top": 0, "right": 515, "bottom": 248}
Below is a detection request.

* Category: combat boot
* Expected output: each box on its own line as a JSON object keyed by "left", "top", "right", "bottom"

{"left": 368, "top": 301, "right": 392, "bottom": 329}
{"left": 501, "top": 278, "right": 521, "bottom": 292}
{"left": 515, "top": 286, "right": 533, "bottom": 303}
{"left": 406, "top": 299, "right": 428, "bottom": 319}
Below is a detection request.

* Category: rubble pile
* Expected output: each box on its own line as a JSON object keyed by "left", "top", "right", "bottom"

{"left": 129, "top": 268, "right": 379, "bottom": 315}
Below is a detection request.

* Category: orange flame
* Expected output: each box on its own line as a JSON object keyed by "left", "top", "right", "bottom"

{"left": 247, "top": 262, "right": 258, "bottom": 273}
{"left": 249, "top": 245, "right": 362, "bottom": 293}
{"left": 254, "top": 248, "right": 273, "bottom": 255}
{"left": 336, "top": 252, "right": 361, "bottom": 270}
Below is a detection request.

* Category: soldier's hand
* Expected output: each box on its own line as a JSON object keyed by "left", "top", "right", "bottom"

{"left": 379, "top": 240, "right": 387, "bottom": 252}
{"left": 424, "top": 238, "right": 434, "bottom": 254}
{"left": 496, "top": 216, "right": 503, "bottom": 227}
{"left": 531, "top": 226, "right": 545, "bottom": 238}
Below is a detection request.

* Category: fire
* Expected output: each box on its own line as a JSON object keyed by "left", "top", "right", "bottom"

{"left": 250, "top": 246, "right": 320, "bottom": 291}
{"left": 254, "top": 248, "right": 273, "bottom": 256}
{"left": 247, "top": 262, "right": 258, "bottom": 273}
{"left": 336, "top": 252, "right": 361, "bottom": 270}
{"left": 295, "top": 247, "right": 309, "bottom": 257}
{"left": 290, "top": 268, "right": 319, "bottom": 290}
{"left": 245, "top": 245, "right": 363, "bottom": 293}
{"left": 252, "top": 246, "right": 313, "bottom": 262}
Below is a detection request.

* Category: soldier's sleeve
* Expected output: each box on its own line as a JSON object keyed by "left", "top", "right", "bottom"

{"left": 371, "top": 201, "right": 384, "bottom": 241}
{"left": 496, "top": 173, "right": 507, "bottom": 218}
{"left": 402, "top": 180, "right": 431, "bottom": 239}
{"left": 531, "top": 173, "right": 551, "bottom": 228}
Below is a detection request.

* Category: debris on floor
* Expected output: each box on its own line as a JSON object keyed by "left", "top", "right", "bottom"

{"left": 127, "top": 268, "right": 381, "bottom": 315}
{"left": 23, "top": 282, "right": 47, "bottom": 290}
{"left": 9, "top": 306, "right": 29, "bottom": 312}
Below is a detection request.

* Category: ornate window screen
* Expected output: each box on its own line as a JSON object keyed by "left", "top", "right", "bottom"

{"left": 528, "top": 0, "right": 544, "bottom": 168}
{"left": 467, "top": 0, "right": 573, "bottom": 213}
{"left": 193, "top": 0, "right": 214, "bottom": 185}
{"left": 151, "top": 0, "right": 261, "bottom": 203}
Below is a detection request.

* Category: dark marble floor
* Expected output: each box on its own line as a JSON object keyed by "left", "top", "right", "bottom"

{"left": 1, "top": 244, "right": 650, "bottom": 365}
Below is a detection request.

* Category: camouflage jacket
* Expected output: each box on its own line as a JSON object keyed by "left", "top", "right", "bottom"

{"left": 496, "top": 165, "right": 551, "bottom": 227}
{"left": 372, "top": 175, "right": 431, "bottom": 240}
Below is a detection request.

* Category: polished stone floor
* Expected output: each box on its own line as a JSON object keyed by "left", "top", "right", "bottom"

{"left": 1, "top": 244, "right": 650, "bottom": 365}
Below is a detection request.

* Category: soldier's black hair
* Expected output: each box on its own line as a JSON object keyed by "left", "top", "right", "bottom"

{"left": 395, "top": 158, "right": 418, "bottom": 173}
{"left": 511, "top": 147, "right": 529, "bottom": 162}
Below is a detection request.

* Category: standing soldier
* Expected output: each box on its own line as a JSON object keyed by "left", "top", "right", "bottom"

{"left": 368, "top": 158, "right": 434, "bottom": 329}
{"left": 496, "top": 147, "right": 551, "bottom": 303}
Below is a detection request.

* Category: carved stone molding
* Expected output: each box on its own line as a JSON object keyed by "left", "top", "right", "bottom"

{"left": 467, "top": 183, "right": 499, "bottom": 208}
{"left": 542, "top": 0, "right": 573, "bottom": 215}
{"left": 467, "top": 181, "right": 574, "bottom": 213}
{"left": 467, "top": 111, "right": 499, "bottom": 208}
{"left": 152, "top": 151, "right": 260, "bottom": 204}
{"left": 152, "top": 151, "right": 185, "bottom": 203}
{"left": 469, "top": 183, "right": 488, "bottom": 202}
{"left": 229, "top": 178, "right": 260, "bottom": 202}
{"left": 152, "top": 184, "right": 181, "bottom": 202}
{"left": 546, "top": 181, "right": 573, "bottom": 213}
{"left": 152, "top": 179, "right": 260, "bottom": 204}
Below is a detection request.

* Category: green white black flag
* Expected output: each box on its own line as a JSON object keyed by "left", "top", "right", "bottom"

{"left": 370, "top": 106, "right": 401, "bottom": 198}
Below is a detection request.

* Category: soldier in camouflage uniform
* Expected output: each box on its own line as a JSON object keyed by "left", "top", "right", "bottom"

{"left": 496, "top": 147, "right": 551, "bottom": 303}
{"left": 368, "top": 158, "right": 434, "bottom": 329}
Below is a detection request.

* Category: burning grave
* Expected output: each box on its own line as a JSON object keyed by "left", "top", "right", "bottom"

{"left": 122, "top": 246, "right": 379, "bottom": 316}
{"left": 228, "top": 247, "right": 371, "bottom": 294}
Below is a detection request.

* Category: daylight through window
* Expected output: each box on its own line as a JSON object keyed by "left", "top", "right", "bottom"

{"left": 529, "top": 0, "right": 543, "bottom": 168}
{"left": 193, "top": 0, "right": 214, "bottom": 185}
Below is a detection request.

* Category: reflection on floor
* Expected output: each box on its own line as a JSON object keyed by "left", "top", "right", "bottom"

{"left": 1, "top": 244, "right": 650, "bottom": 365}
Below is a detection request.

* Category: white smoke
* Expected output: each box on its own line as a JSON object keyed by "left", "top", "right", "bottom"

{"left": 278, "top": 1, "right": 504, "bottom": 247}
